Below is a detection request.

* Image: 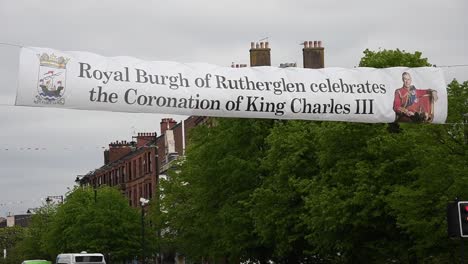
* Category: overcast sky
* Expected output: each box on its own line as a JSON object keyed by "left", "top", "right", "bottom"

{"left": 0, "top": 0, "right": 467, "bottom": 217}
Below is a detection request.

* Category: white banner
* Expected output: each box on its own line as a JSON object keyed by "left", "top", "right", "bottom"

{"left": 16, "top": 47, "right": 448, "bottom": 123}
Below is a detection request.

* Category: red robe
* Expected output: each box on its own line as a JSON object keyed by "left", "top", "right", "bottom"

{"left": 393, "top": 87, "right": 434, "bottom": 122}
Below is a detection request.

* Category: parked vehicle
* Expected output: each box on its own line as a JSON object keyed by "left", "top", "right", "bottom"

{"left": 21, "top": 260, "right": 51, "bottom": 264}
{"left": 56, "top": 252, "right": 106, "bottom": 264}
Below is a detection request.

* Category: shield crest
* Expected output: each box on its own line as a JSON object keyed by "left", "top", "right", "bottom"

{"left": 35, "top": 53, "right": 69, "bottom": 105}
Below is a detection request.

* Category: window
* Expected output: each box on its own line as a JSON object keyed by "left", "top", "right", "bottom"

{"left": 127, "top": 162, "right": 131, "bottom": 181}
{"left": 75, "top": 256, "right": 104, "bottom": 262}
{"left": 139, "top": 157, "right": 143, "bottom": 176}
{"left": 148, "top": 152, "right": 152, "bottom": 173}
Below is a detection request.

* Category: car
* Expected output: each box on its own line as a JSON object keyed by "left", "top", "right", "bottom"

{"left": 21, "top": 260, "right": 51, "bottom": 264}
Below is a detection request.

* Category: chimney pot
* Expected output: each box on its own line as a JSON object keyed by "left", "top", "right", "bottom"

{"left": 265, "top": 42, "right": 269, "bottom": 48}
{"left": 250, "top": 41, "right": 271, "bottom": 66}
{"left": 251, "top": 42, "right": 255, "bottom": 49}
{"left": 303, "top": 39, "right": 325, "bottom": 69}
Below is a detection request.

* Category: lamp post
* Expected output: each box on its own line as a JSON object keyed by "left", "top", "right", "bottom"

{"left": 26, "top": 208, "right": 36, "bottom": 214}
{"left": 45, "top": 195, "right": 63, "bottom": 204}
{"left": 140, "top": 197, "right": 150, "bottom": 264}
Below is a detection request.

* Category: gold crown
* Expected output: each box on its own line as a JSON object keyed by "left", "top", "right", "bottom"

{"left": 38, "top": 53, "right": 69, "bottom": 69}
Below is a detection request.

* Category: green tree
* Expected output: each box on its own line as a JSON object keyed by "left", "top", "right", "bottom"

{"left": 0, "top": 226, "right": 25, "bottom": 264}
{"left": 385, "top": 78, "right": 468, "bottom": 262}
{"left": 359, "top": 48, "right": 430, "bottom": 68}
{"left": 254, "top": 49, "right": 467, "bottom": 263}
{"left": 16, "top": 204, "right": 57, "bottom": 261}
{"left": 48, "top": 187, "right": 141, "bottom": 262}
{"left": 159, "top": 118, "right": 274, "bottom": 263}
{"left": 248, "top": 120, "right": 319, "bottom": 263}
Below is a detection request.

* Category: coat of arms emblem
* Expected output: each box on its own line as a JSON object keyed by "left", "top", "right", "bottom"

{"left": 34, "top": 53, "right": 69, "bottom": 105}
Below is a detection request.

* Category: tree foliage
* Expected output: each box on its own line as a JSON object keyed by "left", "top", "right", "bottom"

{"left": 17, "top": 186, "right": 141, "bottom": 263}
{"left": 0, "top": 226, "right": 25, "bottom": 264}
{"left": 359, "top": 48, "right": 431, "bottom": 68}
{"left": 159, "top": 118, "right": 275, "bottom": 263}
{"left": 160, "top": 48, "right": 467, "bottom": 263}
{"left": 50, "top": 187, "right": 141, "bottom": 261}
{"left": 16, "top": 204, "right": 57, "bottom": 261}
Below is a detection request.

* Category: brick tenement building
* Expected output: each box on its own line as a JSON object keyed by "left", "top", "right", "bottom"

{"left": 79, "top": 134, "right": 158, "bottom": 207}
{"left": 78, "top": 116, "right": 208, "bottom": 207}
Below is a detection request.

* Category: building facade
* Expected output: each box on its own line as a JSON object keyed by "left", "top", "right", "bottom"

{"left": 5, "top": 214, "right": 31, "bottom": 227}
{"left": 78, "top": 116, "right": 208, "bottom": 208}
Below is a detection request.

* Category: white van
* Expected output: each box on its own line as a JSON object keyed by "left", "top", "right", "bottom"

{"left": 56, "top": 252, "right": 106, "bottom": 264}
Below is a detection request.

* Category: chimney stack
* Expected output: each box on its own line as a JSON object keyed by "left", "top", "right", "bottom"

{"left": 250, "top": 41, "right": 271, "bottom": 67}
{"left": 160, "top": 118, "right": 178, "bottom": 135}
{"left": 303, "top": 40, "right": 325, "bottom": 69}
{"left": 134, "top": 132, "right": 157, "bottom": 148}
{"left": 106, "top": 140, "right": 133, "bottom": 164}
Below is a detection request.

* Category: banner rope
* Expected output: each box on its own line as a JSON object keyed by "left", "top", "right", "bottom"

{"left": 0, "top": 42, "right": 23, "bottom": 48}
